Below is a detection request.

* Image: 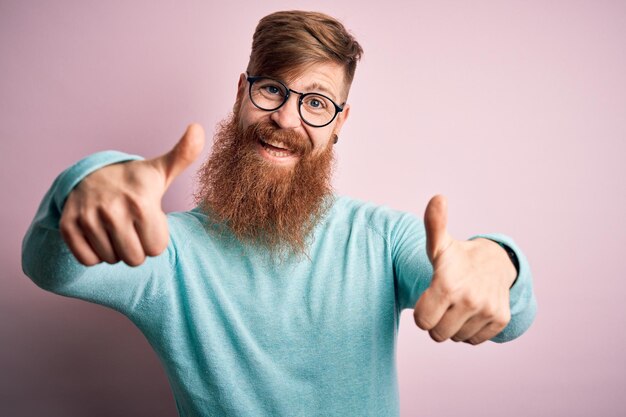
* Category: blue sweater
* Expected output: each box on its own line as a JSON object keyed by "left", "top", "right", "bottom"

{"left": 22, "top": 151, "right": 537, "bottom": 417}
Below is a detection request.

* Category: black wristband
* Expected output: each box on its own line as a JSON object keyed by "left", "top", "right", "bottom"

{"left": 497, "top": 242, "right": 520, "bottom": 288}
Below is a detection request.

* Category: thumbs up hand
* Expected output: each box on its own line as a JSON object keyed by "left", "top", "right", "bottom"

{"left": 60, "top": 124, "right": 205, "bottom": 267}
{"left": 413, "top": 195, "right": 517, "bottom": 345}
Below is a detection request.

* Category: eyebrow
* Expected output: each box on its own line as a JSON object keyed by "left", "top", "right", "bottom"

{"left": 301, "top": 82, "right": 339, "bottom": 103}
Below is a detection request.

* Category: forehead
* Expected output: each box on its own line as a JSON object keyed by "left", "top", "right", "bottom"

{"left": 280, "top": 61, "right": 347, "bottom": 102}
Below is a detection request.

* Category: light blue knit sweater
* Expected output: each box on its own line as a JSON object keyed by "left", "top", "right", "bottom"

{"left": 22, "top": 151, "right": 537, "bottom": 417}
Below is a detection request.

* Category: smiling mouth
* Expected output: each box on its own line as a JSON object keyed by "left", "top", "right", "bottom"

{"left": 259, "top": 137, "right": 296, "bottom": 158}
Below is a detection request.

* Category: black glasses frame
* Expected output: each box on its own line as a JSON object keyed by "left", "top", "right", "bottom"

{"left": 247, "top": 75, "right": 344, "bottom": 128}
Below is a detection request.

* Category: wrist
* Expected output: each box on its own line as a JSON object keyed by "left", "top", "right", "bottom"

{"left": 472, "top": 238, "right": 519, "bottom": 289}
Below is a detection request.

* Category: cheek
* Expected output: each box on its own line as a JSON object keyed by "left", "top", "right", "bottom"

{"left": 238, "top": 99, "right": 273, "bottom": 130}
{"left": 238, "top": 108, "right": 259, "bottom": 131}
{"left": 310, "top": 129, "right": 334, "bottom": 154}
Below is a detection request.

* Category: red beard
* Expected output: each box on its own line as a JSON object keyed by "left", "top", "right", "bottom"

{"left": 195, "top": 114, "right": 336, "bottom": 256}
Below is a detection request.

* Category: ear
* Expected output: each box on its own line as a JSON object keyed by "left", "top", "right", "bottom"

{"left": 233, "top": 73, "right": 247, "bottom": 112}
{"left": 237, "top": 73, "right": 247, "bottom": 96}
{"left": 332, "top": 103, "right": 351, "bottom": 136}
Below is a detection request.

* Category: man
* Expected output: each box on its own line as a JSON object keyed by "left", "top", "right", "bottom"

{"left": 22, "top": 10, "right": 536, "bottom": 417}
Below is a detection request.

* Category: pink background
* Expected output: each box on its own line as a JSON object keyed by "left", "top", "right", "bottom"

{"left": 2, "top": 1, "right": 625, "bottom": 416}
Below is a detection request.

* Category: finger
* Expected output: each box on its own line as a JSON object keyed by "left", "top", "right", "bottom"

{"left": 134, "top": 209, "right": 169, "bottom": 257}
{"left": 78, "top": 212, "right": 120, "bottom": 264}
{"left": 149, "top": 123, "right": 205, "bottom": 190}
{"left": 105, "top": 217, "right": 147, "bottom": 267}
{"left": 429, "top": 303, "right": 477, "bottom": 342}
{"left": 451, "top": 314, "right": 490, "bottom": 342}
{"left": 413, "top": 286, "right": 452, "bottom": 333}
{"left": 424, "top": 194, "right": 453, "bottom": 263}
{"left": 59, "top": 215, "right": 102, "bottom": 266}
{"left": 465, "top": 321, "right": 508, "bottom": 345}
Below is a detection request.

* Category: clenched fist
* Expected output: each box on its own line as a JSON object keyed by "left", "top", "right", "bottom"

{"left": 413, "top": 195, "right": 518, "bottom": 345}
{"left": 59, "top": 124, "right": 205, "bottom": 266}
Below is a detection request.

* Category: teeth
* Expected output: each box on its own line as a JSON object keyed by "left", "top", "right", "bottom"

{"left": 263, "top": 139, "right": 290, "bottom": 150}
{"left": 260, "top": 138, "right": 294, "bottom": 158}
{"left": 265, "top": 147, "right": 291, "bottom": 158}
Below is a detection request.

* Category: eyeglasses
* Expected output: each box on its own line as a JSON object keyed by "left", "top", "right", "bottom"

{"left": 247, "top": 75, "right": 344, "bottom": 128}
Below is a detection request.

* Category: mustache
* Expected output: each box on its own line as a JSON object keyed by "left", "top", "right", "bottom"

{"left": 247, "top": 121, "right": 313, "bottom": 157}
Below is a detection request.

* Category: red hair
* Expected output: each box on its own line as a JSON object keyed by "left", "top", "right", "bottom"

{"left": 246, "top": 11, "right": 363, "bottom": 97}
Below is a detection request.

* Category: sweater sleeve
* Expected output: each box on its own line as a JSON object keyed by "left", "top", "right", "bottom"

{"left": 21, "top": 151, "right": 175, "bottom": 318}
{"left": 391, "top": 212, "right": 537, "bottom": 343}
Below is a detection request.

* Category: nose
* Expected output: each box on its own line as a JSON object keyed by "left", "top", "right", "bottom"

{"left": 270, "top": 94, "right": 301, "bottom": 129}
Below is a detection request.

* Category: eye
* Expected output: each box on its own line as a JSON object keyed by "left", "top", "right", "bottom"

{"left": 265, "top": 85, "right": 281, "bottom": 95}
{"left": 309, "top": 98, "right": 322, "bottom": 108}
{"left": 304, "top": 95, "right": 328, "bottom": 110}
{"left": 256, "top": 80, "right": 286, "bottom": 98}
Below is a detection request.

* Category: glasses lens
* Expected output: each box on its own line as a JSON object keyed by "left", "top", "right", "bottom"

{"left": 300, "top": 93, "right": 336, "bottom": 127}
{"left": 249, "top": 77, "right": 339, "bottom": 127}
{"left": 250, "top": 78, "right": 288, "bottom": 110}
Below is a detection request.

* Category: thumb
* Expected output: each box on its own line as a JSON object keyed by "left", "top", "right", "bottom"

{"left": 150, "top": 123, "right": 205, "bottom": 190}
{"left": 424, "top": 194, "right": 453, "bottom": 264}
